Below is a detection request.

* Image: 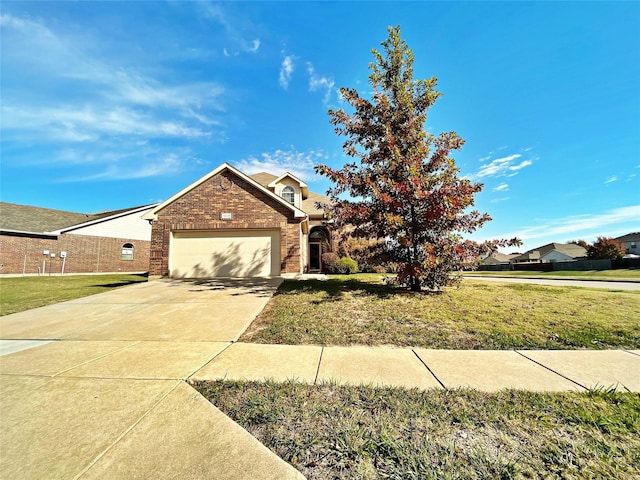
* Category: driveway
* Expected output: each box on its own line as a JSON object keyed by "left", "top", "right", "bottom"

{"left": 0, "top": 278, "right": 305, "bottom": 480}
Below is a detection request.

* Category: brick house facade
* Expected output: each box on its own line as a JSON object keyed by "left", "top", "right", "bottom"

{"left": 0, "top": 203, "right": 155, "bottom": 275}
{"left": 144, "top": 163, "right": 332, "bottom": 278}
{"left": 0, "top": 233, "right": 151, "bottom": 275}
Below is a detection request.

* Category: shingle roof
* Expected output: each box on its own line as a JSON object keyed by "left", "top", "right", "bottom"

{"left": 0, "top": 202, "right": 153, "bottom": 235}
{"left": 616, "top": 232, "right": 640, "bottom": 242}
{"left": 249, "top": 172, "right": 330, "bottom": 217}
{"left": 512, "top": 242, "right": 587, "bottom": 262}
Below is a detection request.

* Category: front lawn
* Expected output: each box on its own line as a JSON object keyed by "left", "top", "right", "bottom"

{"left": 239, "top": 275, "right": 640, "bottom": 349}
{"left": 0, "top": 274, "right": 148, "bottom": 315}
{"left": 195, "top": 380, "right": 640, "bottom": 480}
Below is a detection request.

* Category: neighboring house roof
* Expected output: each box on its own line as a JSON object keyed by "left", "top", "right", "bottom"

{"left": 483, "top": 252, "right": 518, "bottom": 264}
{"left": 511, "top": 242, "right": 587, "bottom": 263}
{"left": 0, "top": 202, "right": 156, "bottom": 236}
{"left": 249, "top": 172, "right": 330, "bottom": 218}
{"left": 616, "top": 232, "right": 640, "bottom": 243}
{"left": 144, "top": 163, "right": 308, "bottom": 221}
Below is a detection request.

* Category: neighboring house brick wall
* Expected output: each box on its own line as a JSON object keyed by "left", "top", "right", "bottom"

{"left": 0, "top": 233, "right": 150, "bottom": 274}
{"left": 148, "top": 170, "right": 301, "bottom": 277}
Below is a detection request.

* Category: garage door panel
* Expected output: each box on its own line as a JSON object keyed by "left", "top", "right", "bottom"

{"left": 170, "top": 230, "right": 280, "bottom": 278}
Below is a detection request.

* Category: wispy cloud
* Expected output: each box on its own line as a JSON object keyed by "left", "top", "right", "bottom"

{"left": 493, "top": 183, "right": 509, "bottom": 192}
{"left": 234, "top": 147, "right": 327, "bottom": 180}
{"left": 307, "top": 63, "right": 335, "bottom": 105}
{"left": 467, "top": 152, "right": 533, "bottom": 181}
{"left": 1, "top": 12, "right": 224, "bottom": 181}
{"left": 605, "top": 175, "right": 617, "bottom": 184}
{"left": 197, "top": 2, "right": 260, "bottom": 55}
{"left": 498, "top": 205, "right": 640, "bottom": 244}
{"left": 279, "top": 55, "right": 295, "bottom": 89}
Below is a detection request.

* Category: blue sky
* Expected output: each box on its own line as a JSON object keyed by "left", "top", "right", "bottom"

{"left": 1, "top": 1, "right": 638, "bottom": 253}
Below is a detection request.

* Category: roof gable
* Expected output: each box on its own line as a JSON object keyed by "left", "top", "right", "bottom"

{"left": 267, "top": 172, "right": 309, "bottom": 199}
{"left": 144, "top": 163, "right": 307, "bottom": 220}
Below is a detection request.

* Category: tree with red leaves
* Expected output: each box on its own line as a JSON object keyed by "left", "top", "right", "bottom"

{"left": 316, "top": 26, "right": 519, "bottom": 291}
{"left": 587, "top": 237, "right": 626, "bottom": 260}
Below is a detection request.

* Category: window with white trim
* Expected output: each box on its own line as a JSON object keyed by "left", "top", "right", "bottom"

{"left": 282, "top": 186, "right": 295, "bottom": 205}
{"left": 121, "top": 243, "right": 134, "bottom": 260}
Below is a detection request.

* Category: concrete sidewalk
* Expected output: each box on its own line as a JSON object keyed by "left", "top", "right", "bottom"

{"left": 191, "top": 343, "right": 640, "bottom": 392}
{"left": 2, "top": 278, "right": 639, "bottom": 479}
{"left": 1, "top": 278, "right": 304, "bottom": 480}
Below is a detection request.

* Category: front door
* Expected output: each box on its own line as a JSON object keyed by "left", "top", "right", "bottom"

{"left": 309, "top": 242, "right": 321, "bottom": 271}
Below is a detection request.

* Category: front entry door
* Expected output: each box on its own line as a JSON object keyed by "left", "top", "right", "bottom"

{"left": 309, "top": 242, "right": 321, "bottom": 271}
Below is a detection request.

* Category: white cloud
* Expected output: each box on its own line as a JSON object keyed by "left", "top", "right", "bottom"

{"left": 249, "top": 39, "right": 260, "bottom": 53}
{"left": 493, "top": 183, "right": 509, "bottom": 192}
{"left": 605, "top": 175, "right": 617, "bottom": 184}
{"left": 234, "top": 147, "right": 327, "bottom": 180}
{"left": 307, "top": 63, "right": 335, "bottom": 105}
{"left": 498, "top": 205, "right": 640, "bottom": 245}
{"left": 279, "top": 55, "right": 295, "bottom": 89}
{"left": 1, "top": 14, "right": 223, "bottom": 145}
{"left": 467, "top": 153, "right": 533, "bottom": 180}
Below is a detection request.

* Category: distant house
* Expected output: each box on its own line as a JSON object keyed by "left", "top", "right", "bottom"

{"left": 0, "top": 202, "right": 157, "bottom": 275}
{"left": 510, "top": 243, "right": 587, "bottom": 264}
{"left": 481, "top": 252, "right": 519, "bottom": 266}
{"left": 143, "top": 163, "right": 334, "bottom": 278}
{"left": 615, "top": 232, "right": 640, "bottom": 257}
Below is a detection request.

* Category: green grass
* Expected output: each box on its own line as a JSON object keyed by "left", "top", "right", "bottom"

{"left": 465, "top": 269, "right": 640, "bottom": 282}
{"left": 239, "top": 274, "right": 640, "bottom": 349}
{"left": 195, "top": 380, "right": 640, "bottom": 480}
{"left": 0, "top": 274, "right": 148, "bottom": 315}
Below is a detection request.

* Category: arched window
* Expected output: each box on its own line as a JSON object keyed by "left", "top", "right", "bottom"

{"left": 282, "top": 186, "right": 295, "bottom": 204}
{"left": 121, "top": 243, "right": 134, "bottom": 260}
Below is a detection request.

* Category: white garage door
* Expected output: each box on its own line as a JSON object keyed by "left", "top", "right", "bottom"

{"left": 170, "top": 230, "right": 281, "bottom": 278}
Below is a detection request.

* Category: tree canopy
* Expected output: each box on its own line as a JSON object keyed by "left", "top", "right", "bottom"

{"left": 316, "top": 26, "right": 518, "bottom": 291}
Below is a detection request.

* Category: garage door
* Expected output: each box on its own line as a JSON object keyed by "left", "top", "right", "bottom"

{"left": 170, "top": 230, "right": 281, "bottom": 278}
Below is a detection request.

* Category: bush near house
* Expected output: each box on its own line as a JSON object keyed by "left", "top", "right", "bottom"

{"left": 332, "top": 257, "right": 359, "bottom": 274}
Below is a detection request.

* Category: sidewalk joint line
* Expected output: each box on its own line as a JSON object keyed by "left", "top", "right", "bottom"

{"left": 514, "top": 350, "right": 587, "bottom": 390}
{"left": 313, "top": 346, "right": 324, "bottom": 385}
{"left": 74, "top": 380, "right": 182, "bottom": 480}
{"left": 623, "top": 350, "right": 640, "bottom": 357}
{"left": 412, "top": 349, "right": 445, "bottom": 389}
{"left": 51, "top": 341, "right": 142, "bottom": 378}
{"left": 186, "top": 342, "right": 234, "bottom": 380}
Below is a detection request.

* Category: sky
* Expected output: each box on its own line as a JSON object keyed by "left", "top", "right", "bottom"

{"left": 1, "top": 1, "right": 639, "bottom": 253}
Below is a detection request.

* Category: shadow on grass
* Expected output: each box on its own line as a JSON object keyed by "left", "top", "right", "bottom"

{"left": 91, "top": 273, "right": 149, "bottom": 289}
{"left": 277, "top": 277, "right": 400, "bottom": 301}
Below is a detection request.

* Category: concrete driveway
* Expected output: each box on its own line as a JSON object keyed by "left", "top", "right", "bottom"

{"left": 0, "top": 278, "right": 305, "bottom": 480}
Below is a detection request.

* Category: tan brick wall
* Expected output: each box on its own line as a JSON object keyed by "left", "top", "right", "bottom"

{"left": 149, "top": 170, "right": 302, "bottom": 277}
{"left": 0, "top": 233, "right": 151, "bottom": 275}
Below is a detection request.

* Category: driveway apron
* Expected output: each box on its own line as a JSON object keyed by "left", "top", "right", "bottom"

{"left": 0, "top": 278, "right": 304, "bottom": 480}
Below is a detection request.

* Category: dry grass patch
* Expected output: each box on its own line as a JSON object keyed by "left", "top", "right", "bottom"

{"left": 195, "top": 380, "right": 640, "bottom": 480}
{"left": 240, "top": 275, "right": 640, "bottom": 349}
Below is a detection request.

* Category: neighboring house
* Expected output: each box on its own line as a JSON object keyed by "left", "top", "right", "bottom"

{"left": 0, "top": 202, "right": 157, "bottom": 275}
{"left": 143, "top": 163, "right": 333, "bottom": 278}
{"left": 510, "top": 243, "right": 587, "bottom": 264}
{"left": 615, "top": 232, "right": 640, "bottom": 257}
{"left": 481, "top": 252, "right": 518, "bottom": 266}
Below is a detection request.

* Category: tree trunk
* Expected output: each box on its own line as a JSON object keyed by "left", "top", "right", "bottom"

{"left": 409, "top": 276, "right": 421, "bottom": 292}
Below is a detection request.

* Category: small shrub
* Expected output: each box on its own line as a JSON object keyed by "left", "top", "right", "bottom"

{"left": 321, "top": 252, "right": 339, "bottom": 272}
{"left": 333, "top": 257, "right": 359, "bottom": 274}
